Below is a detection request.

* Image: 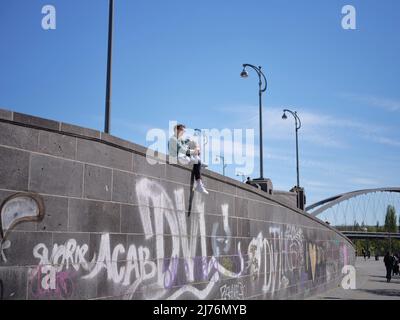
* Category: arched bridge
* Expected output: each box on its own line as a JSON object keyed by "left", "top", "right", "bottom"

{"left": 341, "top": 231, "right": 400, "bottom": 240}
{"left": 306, "top": 187, "right": 400, "bottom": 217}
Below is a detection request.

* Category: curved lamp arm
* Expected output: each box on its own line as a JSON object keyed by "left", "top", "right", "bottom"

{"left": 242, "top": 63, "right": 268, "bottom": 92}
{"left": 294, "top": 111, "right": 301, "bottom": 130}
{"left": 194, "top": 128, "right": 208, "bottom": 145}
{"left": 283, "top": 109, "right": 301, "bottom": 130}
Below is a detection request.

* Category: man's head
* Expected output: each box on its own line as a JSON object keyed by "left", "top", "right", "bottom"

{"left": 174, "top": 124, "right": 186, "bottom": 138}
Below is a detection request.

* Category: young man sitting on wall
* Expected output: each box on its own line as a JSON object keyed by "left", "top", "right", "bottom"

{"left": 168, "top": 124, "right": 208, "bottom": 195}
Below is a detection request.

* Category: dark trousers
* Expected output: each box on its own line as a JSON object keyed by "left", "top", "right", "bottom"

{"left": 193, "top": 160, "right": 201, "bottom": 181}
{"left": 386, "top": 266, "right": 392, "bottom": 281}
{"left": 393, "top": 264, "right": 399, "bottom": 275}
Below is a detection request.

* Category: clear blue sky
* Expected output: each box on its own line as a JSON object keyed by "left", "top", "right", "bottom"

{"left": 1, "top": 0, "right": 399, "bottom": 213}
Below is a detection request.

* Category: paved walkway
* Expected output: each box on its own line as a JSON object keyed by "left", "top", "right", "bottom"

{"left": 310, "top": 257, "right": 400, "bottom": 300}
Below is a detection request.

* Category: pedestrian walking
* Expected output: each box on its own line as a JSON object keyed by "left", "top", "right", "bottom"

{"left": 393, "top": 254, "right": 399, "bottom": 276}
{"left": 384, "top": 252, "right": 394, "bottom": 283}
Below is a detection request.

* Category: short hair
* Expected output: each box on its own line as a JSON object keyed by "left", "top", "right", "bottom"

{"left": 174, "top": 124, "right": 186, "bottom": 131}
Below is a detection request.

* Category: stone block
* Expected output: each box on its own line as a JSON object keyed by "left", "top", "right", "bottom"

{"left": 68, "top": 199, "right": 120, "bottom": 233}
{"left": 36, "top": 195, "right": 69, "bottom": 232}
{"left": 29, "top": 154, "right": 83, "bottom": 197}
{"left": 112, "top": 170, "right": 137, "bottom": 204}
{"left": 77, "top": 139, "right": 132, "bottom": 171}
{"left": 84, "top": 164, "right": 112, "bottom": 201}
{"left": 0, "top": 122, "right": 39, "bottom": 151}
{"left": 101, "top": 133, "right": 147, "bottom": 154}
{"left": 38, "top": 131, "right": 76, "bottom": 159}
{"left": 0, "top": 146, "right": 29, "bottom": 191}
{"left": 0, "top": 108, "right": 12, "bottom": 120}
{"left": 60, "top": 122, "right": 100, "bottom": 139}
{"left": 120, "top": 204, "right": 146, "bottom": 234}
{"left": 0, "top": 266, "right": 28, "bottom": 300}
{"left": 165, "top": 165, "right": 191, "bottom": 185}
{"left": 133, "top": 152, "right": 165, "bottom": 179}
{"left": 1, "top": 231, "right": 53, "bottom": 267}
{"left": 215, "top": 192, "right": 235, "bottom": 217}
{"left": 235, "top": 197, "right": 248, "bottom": 218}
{"left": 13, "top": 112, "right": 59, "bottom": 131}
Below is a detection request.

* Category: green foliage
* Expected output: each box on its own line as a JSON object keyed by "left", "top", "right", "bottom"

{"left": 354, "top": 238, "right": 400, "bottom": 256}
{"left": 384, "top": 205, "right": 397, "bottom": 232}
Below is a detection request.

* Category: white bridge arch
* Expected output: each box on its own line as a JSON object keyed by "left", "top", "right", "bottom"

{"left": 306, "top": 187, "right": 400, "bottom": 227}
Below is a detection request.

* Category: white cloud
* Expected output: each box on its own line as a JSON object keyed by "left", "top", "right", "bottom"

{"left": 340, "top": 93, "right": 400, "bottom": 112}
{"left": 218, "top": 105, "right": 347, "bottom": 147}
{"left": 218, "top": 105, "right": 399, "bottom": 149}
{"left": 302, "top": 180, "right": 331, "bottom": 188}
{"left": 370, "top": 136, "right": 400, "bottom": 147}
{"left": 265, "top": 152, "right": 291, "bottom": 162}
{"left": 348, "top": 177, "right": 381, "bottom": 186}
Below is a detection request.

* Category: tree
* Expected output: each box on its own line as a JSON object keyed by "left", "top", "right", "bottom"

{"left": 384, "top": 205, "right": 397, "bottom": 233}
{"left": 376, "top": 221, "right": 380, "bottom": 232}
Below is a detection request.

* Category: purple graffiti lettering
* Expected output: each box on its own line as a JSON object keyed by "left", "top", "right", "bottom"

{"left": 30, "top": 266, "right": 75, "bottom": 299}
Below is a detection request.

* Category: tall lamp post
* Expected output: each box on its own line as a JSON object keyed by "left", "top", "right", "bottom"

{"left": 194, "top": 128, "right": 208, "bottom": 164}
{"left": 282, "top": 109, "right": 302, "bottom": 188}
{"left": 236, "top": 172, "right": 246, "bottom": 182}
{"left": 215, "top": 155, "right": 227, "bottom": 176}
{"left": 240, "top": 64, "right": 267, "bottom": 179}
{"left": 104, "top": 0, "right": 114, "bottom": 134}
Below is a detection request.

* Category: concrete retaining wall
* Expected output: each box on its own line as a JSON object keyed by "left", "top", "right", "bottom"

{"left": 0, "top": 108, "right": 355, "bottom": 300}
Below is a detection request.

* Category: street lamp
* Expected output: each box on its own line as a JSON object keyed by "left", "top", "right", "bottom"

{"left": 240, "top": 63, "right": 267, "bottom": 179}
{"left": 282, "top": 109, "right": 302, "bottom": 188}
{"left": 104, "top": 0, "right": 114, "bottom": 134}
{"left": 236, "top": 172, "right": 246, "bottom": 182}
{"left": 194, "top": 128, "right": 208, "bottom": 164}
{"left": 215, "top": 155, "right": 227, "bottom": 176}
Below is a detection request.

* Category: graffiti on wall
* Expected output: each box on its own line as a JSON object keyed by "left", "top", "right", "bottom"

{"left": 0, "top": 193, "right": 44, "bottom": 262}
{"left": 220, "top": 282, "right": 245, "bottom": 300}
{"left": 0, "top": 178, "right": 353, "bottom": 300}
{"left": 30, "top": 265, "right": 76, "bottom": 299}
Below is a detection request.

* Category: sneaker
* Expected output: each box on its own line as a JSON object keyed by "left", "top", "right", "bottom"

{"left": 195, "top": 180, "right": 208, "bottom": 195}
{"left": 192, "top": 179, "right": 198, "bottom": 191}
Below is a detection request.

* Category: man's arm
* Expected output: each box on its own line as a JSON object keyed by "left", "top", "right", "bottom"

{"left": 177, "top": 139, "right": 196, "bottom": 156}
